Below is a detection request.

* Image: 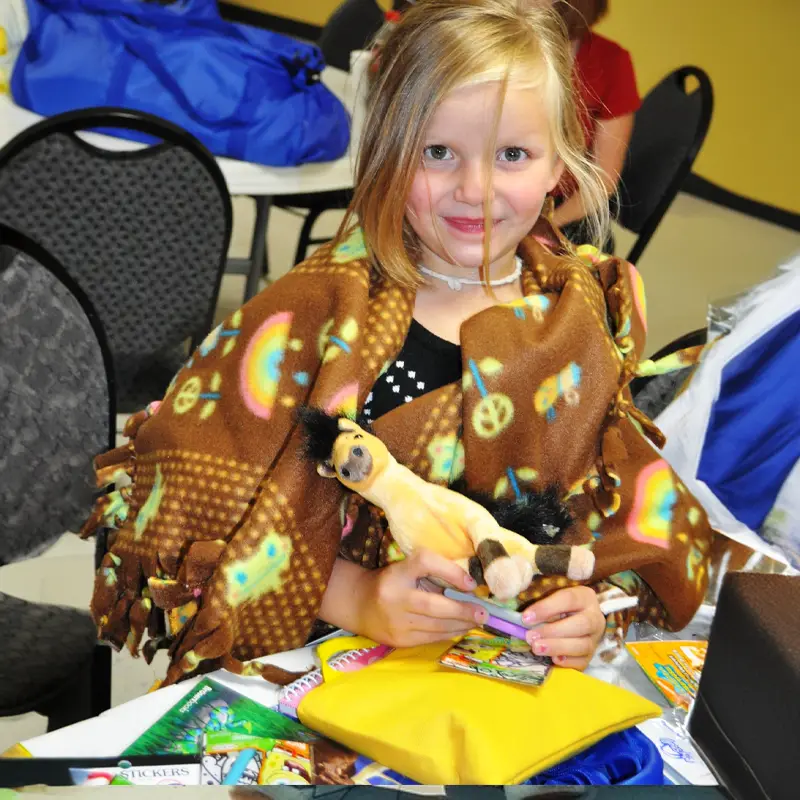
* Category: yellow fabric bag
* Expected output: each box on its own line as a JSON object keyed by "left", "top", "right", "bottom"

{"left": 298, "top": 638, "right": 661, "bottom": 785}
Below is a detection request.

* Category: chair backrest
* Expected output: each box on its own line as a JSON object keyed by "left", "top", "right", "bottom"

{"left": 0, "top": 224, "right": 115, "bottom": 566}
{"left": 617, "top": 66, "right": 713, "bottom": 264}
{"left": 0, "top": 107, "right": 232, "bottom": 400}
{"left": 317, "top": 0, "right": 385, "bottom": 71}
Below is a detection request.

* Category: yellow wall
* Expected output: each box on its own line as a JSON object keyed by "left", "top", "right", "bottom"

{"left": 227, "top": 0, "right": 387, "bottom": 27}
{"left": 233, "top": 0, "right": 798, "bottom": 214}
{"left": 596, "top": 0, "right": 798, "bottom": 214}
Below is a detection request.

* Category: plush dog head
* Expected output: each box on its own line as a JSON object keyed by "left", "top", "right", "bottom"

{"left": 298, "top": 407, "right": 389, "bottom": 493}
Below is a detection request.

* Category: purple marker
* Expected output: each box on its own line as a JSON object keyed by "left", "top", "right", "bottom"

{"left": 483, "top": 614, "right": 530, "bottom": 641}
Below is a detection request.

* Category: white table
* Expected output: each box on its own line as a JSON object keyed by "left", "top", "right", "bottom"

{"left": 0, "top": 62, "right": 363, "bottom": 301}
{"left": 10, "top": 631, "right": 717, "bottom": 786}
{"left": 13, "top": 643, "right": 318, "bottom": 761}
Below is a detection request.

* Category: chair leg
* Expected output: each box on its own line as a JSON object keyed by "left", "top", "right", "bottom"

{"left": 90, "top": 644, "right": 113, "bottom": 718}
{"left": 294, "top": 209, "right": 324, "bottom": 266}
{"left": 39, "top": 646, "right": 112, "bottom": 732}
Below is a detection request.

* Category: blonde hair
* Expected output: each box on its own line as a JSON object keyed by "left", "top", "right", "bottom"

{"left": 336, "top": 0, "right": 610, "bottom": 289}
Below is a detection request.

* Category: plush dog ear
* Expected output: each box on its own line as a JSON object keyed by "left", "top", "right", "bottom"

{"left": 316, "top": 462, "right": 337, "bottom": 479}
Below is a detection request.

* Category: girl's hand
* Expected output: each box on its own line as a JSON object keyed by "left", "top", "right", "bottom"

{"left": 521, "top": 586, "right": 606, "bottom": 671}
{"left": 357, "top": 549, "right": 483, "bottom": 648}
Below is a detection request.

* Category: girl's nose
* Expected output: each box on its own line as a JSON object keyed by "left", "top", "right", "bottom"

{"left": 453, "top": 160, "right": 491, "bottom": 207}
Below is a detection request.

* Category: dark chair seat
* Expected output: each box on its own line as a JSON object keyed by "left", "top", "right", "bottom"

{"left": 0, "top": 593, "right": 98, "bottom": 714}
{"left": 1, "top": 225, "right": 115, "bottom": 730}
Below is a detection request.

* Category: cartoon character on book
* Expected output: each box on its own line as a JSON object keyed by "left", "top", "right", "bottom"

{"left": 300, "top": 409, "right": 594, "bottom": 601}
{"left": 205, "top": 703, "right": 253, "bottom": 734}
{"left": 495, "top": 648, "right": 546, "bottom": 671}
{"left": 180, "top": 727, "right": 203, "bottom": 747}
{"left": 202, "top": 751, "right": 263, "bottom": 785}
{"left": 455, "top": 639, "right": 506, "bottom": 664}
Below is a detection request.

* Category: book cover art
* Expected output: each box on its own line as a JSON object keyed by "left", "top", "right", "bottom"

{"left": 350, "top": 756, "right": 418, "bottom": 786}
{"left": 439, "top": 630, "right": 552, "bottom": 686}
{"left": 124, "top": 677, "right": 403, "bottom": 786}
{"left": 201, "top": 734, "right": 315, "bottom": 786}
{"left": 199, "top": 730, "right": 408, "bottom": 786}
{"left": 124, "top": 678, "right": 317, "bottom": 757}
{"left": 70, "top": 763, "right": 202, "bottom": 787}
{"left": 626, "top": 640, "right": 708, "bottom": 711}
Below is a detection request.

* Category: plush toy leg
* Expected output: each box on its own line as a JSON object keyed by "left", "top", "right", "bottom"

{"left": 476, "top": 540, "right": 534, "bottom": 601}
{"left": 531, "top": 544, "right": 594, "bottom": 581}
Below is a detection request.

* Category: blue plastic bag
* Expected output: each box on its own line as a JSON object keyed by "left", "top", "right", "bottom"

{"left": 13, "top": 0, "right": 350, "bottom": 166}
{"left": 347, "top": 728, "right": 664, "bottom": 787}
{"left": 525, "top": 728, "right": 664, "bottom": 786}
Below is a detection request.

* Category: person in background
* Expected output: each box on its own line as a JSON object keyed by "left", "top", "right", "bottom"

{"left": 551, "top": 0, "right": 640, "bottom": 246}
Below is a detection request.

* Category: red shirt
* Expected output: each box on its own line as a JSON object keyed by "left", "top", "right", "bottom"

{"left": 554, "top": 32, "right": 640, "bottom": 197}
{"left": 574, "top": 32, "right": 641, "bottom": 150}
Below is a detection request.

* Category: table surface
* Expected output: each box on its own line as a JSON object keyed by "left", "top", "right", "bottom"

{"left": 13, "top": 629, "right": 717, "bottom": 786}
{"left": 0, "top": 65, "right": 359, "bottom": 198}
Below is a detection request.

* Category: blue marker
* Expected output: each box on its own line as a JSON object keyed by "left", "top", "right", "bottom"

{"left": 222, "top": 748, "right": 257, "bottom": 785}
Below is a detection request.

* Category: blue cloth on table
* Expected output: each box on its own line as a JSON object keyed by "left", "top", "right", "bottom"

{"left": 13, "top": 0, "right": 350, "bottom": 167}
{"left": 696, "top": 310, "right": 800, "bottom": 532}
{"left": 525, "top": 727, "right": 664, "bottom": 785}
{"left": 350, "top": 728, "right": 663, "bottom": 786}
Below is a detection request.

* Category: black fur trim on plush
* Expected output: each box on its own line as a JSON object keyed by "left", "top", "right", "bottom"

{"left": 297, "top": 406, "right": 375, "bottom": 462}
{"left": 449, "top": 479, "right": 574, "bottom": 546}
{"left": 297, "top": 407, "right": 342, "bottom": 461}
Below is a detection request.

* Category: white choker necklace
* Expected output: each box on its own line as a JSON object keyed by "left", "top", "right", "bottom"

{"left": 419, "top": 256, "right": 523, "bottom": 292}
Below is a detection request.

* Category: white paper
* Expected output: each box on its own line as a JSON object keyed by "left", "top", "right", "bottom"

{"left": 637, "top": 717, "right": 717, "bottom": 786}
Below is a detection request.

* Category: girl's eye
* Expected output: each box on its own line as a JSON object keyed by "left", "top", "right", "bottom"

{"left": 423, "top": 145, "right": 454, "bottom": 161}
{"left": 498, "top": 147, "right": 529, "bottom": 163}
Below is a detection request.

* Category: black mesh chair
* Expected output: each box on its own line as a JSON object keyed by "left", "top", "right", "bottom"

{"left": 274, "top": 0, "right": 387, "bottom": 267}
{"left": 616, "top": 66, "right": 713, "bottom": 264}
{"left": 0, "top": 107, "right": 232, "bottom": 412}
{"left": 0, "top": 223, "right": 114, "bottom": 731}
{"left": 317, "top": 0, "right": 385, "bottom": 72}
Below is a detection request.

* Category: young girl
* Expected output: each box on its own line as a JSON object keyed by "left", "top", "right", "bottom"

{"left": 84, "top": 0, "right": 713, "bottom": 687}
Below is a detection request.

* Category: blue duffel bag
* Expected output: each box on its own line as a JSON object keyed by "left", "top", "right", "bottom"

{"left": 12, "top": 0, "right": 350, "bottom": 166}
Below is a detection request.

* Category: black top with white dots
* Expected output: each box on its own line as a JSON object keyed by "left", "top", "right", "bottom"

{"left": 363, "top": 319, "right": 462, "bottom": 421}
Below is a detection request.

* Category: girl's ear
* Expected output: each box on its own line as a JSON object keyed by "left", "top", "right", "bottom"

{"left": 546, "top": 157, "right": 565, "bottom": 193}
{"left": 317, "top": 462, "right": 337, "bottom": 479}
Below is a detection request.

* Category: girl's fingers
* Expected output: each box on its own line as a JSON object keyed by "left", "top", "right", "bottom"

{"left": 552, "top": 655, "right": 593, "bottom": 671}
{"left": 530, "top": 634, "right": 596, "bottom": 660}
{"left": 522, "top": 585, "right": 598, "bottom": 625}
{"left": 525, "top": 610, "right": 599, "bottom": 643}
{"left": 409, "top": 589, "right": 482, "bottom": 625}
{"left": 404, "top": 548, "right": 476, "bottom": 592}
{"left": 406, "top": 612, "right": 475, "bottom": 636}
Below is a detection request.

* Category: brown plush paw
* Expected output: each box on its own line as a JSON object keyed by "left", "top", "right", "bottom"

{"left": 485, "top": 555, "right": 534, "bottom": 601}
{"left": 566, "top": 547, "right": 595, "bottom": 581}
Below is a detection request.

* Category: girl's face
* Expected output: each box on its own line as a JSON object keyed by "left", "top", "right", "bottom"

{"left": 406, "top": 81, "right": 563, "bottom": 276}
